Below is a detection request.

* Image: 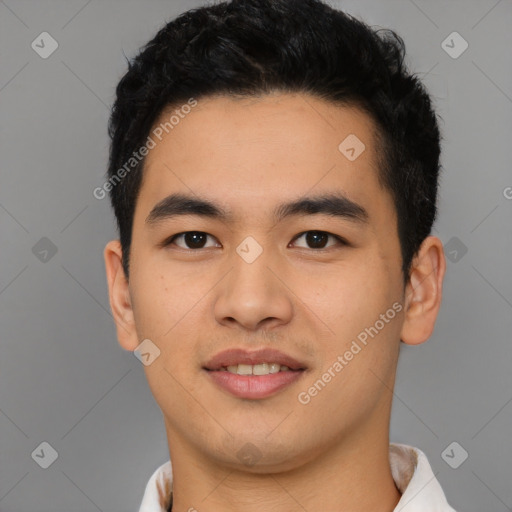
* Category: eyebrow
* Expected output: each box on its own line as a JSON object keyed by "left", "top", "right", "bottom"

{"left": 145, "top": 192, "right": 369, "bottom": 227}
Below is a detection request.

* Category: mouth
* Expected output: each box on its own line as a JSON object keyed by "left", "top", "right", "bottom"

{"left": 203, "top": 347, "right": 307, "bottom": 372}
{"left": 208, "top": 363, "right": 303, "bottom": 375}
{"left": 203, "top": 348, "right": 307, "bottom": 399}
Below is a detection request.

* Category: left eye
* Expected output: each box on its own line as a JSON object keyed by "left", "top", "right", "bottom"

{"left": 164, "top": 230, "right": 345, "bottom": 250}
{"left": 290, "top": 231, "right": 345, "bottom": 250}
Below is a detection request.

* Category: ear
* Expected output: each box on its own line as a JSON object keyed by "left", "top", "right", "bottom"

{"left": 400, "top": 235, "right": 446, "bottom": 345}
{"left": 104, "top": 240, "right": 140, "bottom": 351}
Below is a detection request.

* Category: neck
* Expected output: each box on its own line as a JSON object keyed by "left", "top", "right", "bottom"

{"left": 165, "top": 417, "right": 401, "bottom": 512}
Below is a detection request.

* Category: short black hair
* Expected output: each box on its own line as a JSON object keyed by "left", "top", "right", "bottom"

{"left": 106, "top": 0, "right": 442, "bottom": 283}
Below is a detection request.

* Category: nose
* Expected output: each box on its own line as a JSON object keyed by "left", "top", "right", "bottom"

{"left": 213, "top": 245, "right": 294, "bottom": 332}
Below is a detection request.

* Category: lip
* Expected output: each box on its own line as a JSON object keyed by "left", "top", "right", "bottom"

{"left": 205, "top": 370, "right": 305, "bottom": 399}
{"left": 203, "top": 348, "right": 308, "bottom": 400}
{"left": 203, "top": 348, "right": 307, "bottom": 371}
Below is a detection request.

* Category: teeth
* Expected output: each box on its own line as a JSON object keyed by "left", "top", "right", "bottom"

{"left": 224, "top": 363, "right": 293, "bottom": 375}
{"left": 253, "top": 363, "right": 269, "bottom": 375}
{"left": 236, "top": 364, "right": 252, "bottom": 375}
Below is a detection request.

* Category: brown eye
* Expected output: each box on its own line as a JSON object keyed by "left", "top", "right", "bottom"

{"left": 167, "top": 231, "right": 220, "bottom": 249}
{"left": 291, "top": 231, "right": 345, "bottom": 249}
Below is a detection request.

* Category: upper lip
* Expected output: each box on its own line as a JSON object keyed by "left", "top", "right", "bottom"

{"left": 204, "top": 348, "right": 307, "bottom": 371}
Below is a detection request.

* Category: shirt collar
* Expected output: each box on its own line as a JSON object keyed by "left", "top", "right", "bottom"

{"left": 138, "top": 443, "right": 457, "bottom": 512}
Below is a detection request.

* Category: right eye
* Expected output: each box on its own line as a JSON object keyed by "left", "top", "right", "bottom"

{"left": 164, "top": 231, "right": 221, "bottom": 250}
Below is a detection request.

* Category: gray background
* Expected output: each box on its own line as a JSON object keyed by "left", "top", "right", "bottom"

{"left": 1, "top": 0, "right": 511, "bottom": 511}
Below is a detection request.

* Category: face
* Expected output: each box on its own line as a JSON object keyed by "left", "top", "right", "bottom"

{"left": 105, "top": 93, "right": 442, "bottom": 473}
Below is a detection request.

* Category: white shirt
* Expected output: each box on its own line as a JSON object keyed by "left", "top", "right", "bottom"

{"left": 138, "top": 443, "right": 457, "bottom": 512}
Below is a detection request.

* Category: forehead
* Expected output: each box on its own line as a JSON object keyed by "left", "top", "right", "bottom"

{"left": 135, "top": 93, "right": 393, "bottom": 227}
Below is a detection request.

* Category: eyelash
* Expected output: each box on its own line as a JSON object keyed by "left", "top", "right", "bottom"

{"left": 162, "top": 230, "right": 348, "bottom": 251}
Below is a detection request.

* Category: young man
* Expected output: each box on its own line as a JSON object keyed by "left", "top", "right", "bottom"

{"left": 103, "top": 0, "right": 456, "bottom": 510}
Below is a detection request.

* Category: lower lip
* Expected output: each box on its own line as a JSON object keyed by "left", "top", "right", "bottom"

{"left": 205, "top": 369, "right": 305, "bottom": 399}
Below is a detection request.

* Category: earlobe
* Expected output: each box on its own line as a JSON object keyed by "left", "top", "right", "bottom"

{"left": 103, "top": 240, "right": 140, "bottom": 351}
{"left": 400, "top": 236, "right": 446, "bottom": 345}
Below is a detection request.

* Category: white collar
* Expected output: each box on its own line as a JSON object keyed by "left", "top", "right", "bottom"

{"left": 138, "top": 443, "right": 457, "bottom": 512}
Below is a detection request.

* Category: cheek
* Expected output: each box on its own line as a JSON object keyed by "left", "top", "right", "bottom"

{"left": 298, "top": 260, "right": 388, "bottom": 327}
{"left": 298, "top": 256, "right": 402, "bottom": 366}
{"left": 130, "top": 263, "right": 211, "bottom": 370}
{"left": 132, "top": 267, "right": 207, "bottom": 410}
{"left": 130, "top": 257, "right": 197, "bottom": 338}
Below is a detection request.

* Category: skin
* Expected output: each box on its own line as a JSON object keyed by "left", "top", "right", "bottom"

{"left": 104, "top": 93, "right": 446, "bottom": 512}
